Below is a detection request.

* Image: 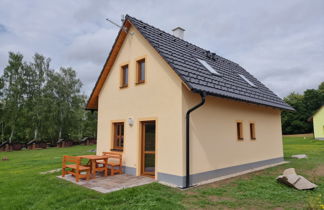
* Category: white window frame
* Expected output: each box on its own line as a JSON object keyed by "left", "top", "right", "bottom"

{"left": 197, "top": 58, "right": 220, "bottom": 75}
{"left": 239, "top": 74, "right": 256, "bottom": 87}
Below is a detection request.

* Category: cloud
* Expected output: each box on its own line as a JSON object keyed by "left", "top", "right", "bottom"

{"left": 70, "top": 61, "right": 102, "bottom": 95}
{"left": 0, "top": 0, "right": 323, "bottom": 97}
{"left": 65, "top": 28, "right": 116, "bottom": 65}
{"left": 230, "top": 26, "right": 324, "bottom": 96}
{"left": 0, "top": 24, "right": 6, "bottom": 33}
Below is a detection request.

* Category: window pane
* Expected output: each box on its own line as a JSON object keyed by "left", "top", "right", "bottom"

{"left": 114, "top": 123, "right": 124, "bottom": 149}
{"left": 197, "top": 58, "right": 220, "bottom": 75}
{"left": 250, "top": 123, "right": 255, "bottom": 139}
{"left": 117, "top": 124, "right": 120, "bottom": 136}
{"left": 140, "top": 61, "right": 145, "bottom": 81}
{"left": 122, "top": 65, "right": 128, "bottom": 86}
{"left": 237, "top": 122, "right": 243, "bottom": 140}
{"left": 144, "top": 154, "right": 155, "bottom": 173}
{"left": 137, "top": 59, "right": 145, "bottom": 82}
{"left": 239, "top": 74, "right": 256, "bottom": 87}
{"left": 124, "top": 66, "right": 128, "bottom": 84}
{"left": 116, "top": 137, "right": 119, "bottom": 147}
{"left": 145, "top": 122, "right": 155, "bottom": 151}
{"left": 121, "top": 124, "right": 124, "bottom": 135}
{"left": 119, "top": 136, "right": 124, "bottom": 147}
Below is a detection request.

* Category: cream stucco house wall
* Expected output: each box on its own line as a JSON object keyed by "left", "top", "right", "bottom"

{"left": 87, "top": 15, "right": 294, "bottom": 188}
{"left": 96, "top": 25, "right": 184, "bottom": 178}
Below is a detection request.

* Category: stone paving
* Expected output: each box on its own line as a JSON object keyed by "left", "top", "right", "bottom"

{"left": 40, "top": 168, "right": 61, "bottom": 175}
{"left": 57, "top": 173, "right": 155, "bottom": 193}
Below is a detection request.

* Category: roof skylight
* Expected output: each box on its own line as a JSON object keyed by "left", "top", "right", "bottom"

{"left": 239, "top": 74, "right": 256, "bottom": 87}
{"left": 197, "top": 59, "right": 220, "bottom": 75}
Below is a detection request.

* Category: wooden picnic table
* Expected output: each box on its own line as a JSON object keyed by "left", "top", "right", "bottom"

{"left": 78, "top": 155, "right": 108, "bottom": 178}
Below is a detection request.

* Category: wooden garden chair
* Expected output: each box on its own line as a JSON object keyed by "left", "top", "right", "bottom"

{"left": 62, "top": 155, "right": 90, "bottom": 182}
{"left": 102, "top": 152, "right": 123, "bottom": 175}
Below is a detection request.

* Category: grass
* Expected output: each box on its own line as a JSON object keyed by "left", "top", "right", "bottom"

{"left": 0, "top": 137, "right": 323, "bottom": 209}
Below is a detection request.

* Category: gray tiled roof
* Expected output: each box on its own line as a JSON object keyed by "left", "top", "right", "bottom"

{"left": 126, "top": 15, "right": 294, "bottom": 111}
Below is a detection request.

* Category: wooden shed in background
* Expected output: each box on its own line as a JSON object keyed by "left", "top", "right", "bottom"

{"left": 80, "top": 137, "right": 97, "bottom": 146}
{"left": 57, "top": 139, "right": 73, "bottom": 148}
{"left": 0, "top": 141, "right": 10, "bottom": 152}
{"left": 27, "top": 140, "right": 47, "bottom": 150}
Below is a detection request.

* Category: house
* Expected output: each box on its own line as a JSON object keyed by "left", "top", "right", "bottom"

{"left": 86, "top": 15, "right": 294, "bottom": 188}
{"left": 309, "top": 105, "right": 324, "bottom": 140}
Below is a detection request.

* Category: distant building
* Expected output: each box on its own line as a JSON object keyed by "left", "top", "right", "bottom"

{"left": 309, "top": 105, "right": 324, "bottom": 140}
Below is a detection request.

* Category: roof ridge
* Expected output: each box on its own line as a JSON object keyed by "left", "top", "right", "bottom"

{"left": 126, "top": 15, "right": 240, "bottom": 66}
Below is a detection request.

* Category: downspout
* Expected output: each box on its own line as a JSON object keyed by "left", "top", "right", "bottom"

{"left": 185, "top": 91, "right": 206, "bottom": 188}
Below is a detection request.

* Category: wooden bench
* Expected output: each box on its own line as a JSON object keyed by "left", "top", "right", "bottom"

{"left": 101, "top": 152, "right": 123, "bottom": 175}
{"left": 62, "top": 155, "right": 90, "bottom": 182}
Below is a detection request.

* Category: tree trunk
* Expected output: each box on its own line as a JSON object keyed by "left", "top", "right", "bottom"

{"left": 34, "top": 128, "right": 38, "bottom": 140}
{"left": 9, "top": 127, "right": 14, "bottom": 144}
{"left": 59, "top": 128, "right": 62, "bottom": 139}
{"left": 58, "top": 109, "right": 63, "bottom": 139}
{"left": 1, "top": 122, "right": 4, "bottom": 143}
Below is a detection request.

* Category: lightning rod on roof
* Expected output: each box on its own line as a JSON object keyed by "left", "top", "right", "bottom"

{"left": 105, "top": 16, "right": 128, "bottom": 33}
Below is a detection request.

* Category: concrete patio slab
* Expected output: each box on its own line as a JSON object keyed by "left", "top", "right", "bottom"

{"left": 57, "top": 174, "right": 155, "bottom": 193}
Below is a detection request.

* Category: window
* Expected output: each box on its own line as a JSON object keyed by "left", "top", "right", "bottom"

{"left": 120, "top": 64, "right": 128, "bottom": 88}
{"left": 250, "top": 123, "right": 256, "bottom": 140}
{"left": 136, "top": 58, "right": 145, "bottom": 84}
{"left": 197, "top": 58, "right": 220, "bottom": 75}
{"left": 237, "top": 122, "right": 243, "bottom": 140}
{"left": 113, "top": 122, "right": 124, "bottom": 150}
{"left": 239, "top": 74, "right": 256, "bottom": 87}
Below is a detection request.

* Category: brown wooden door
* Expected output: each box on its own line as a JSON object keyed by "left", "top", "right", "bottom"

{"left": 141, "top": 121, "right": 156, "bottom": 177}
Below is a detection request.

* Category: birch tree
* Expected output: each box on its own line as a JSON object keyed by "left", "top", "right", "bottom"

{"left": 1, "top": 53, "right": 25, "bottom": 143}
{"left": 0, "top": 52, "right": 97, "bottom": 144}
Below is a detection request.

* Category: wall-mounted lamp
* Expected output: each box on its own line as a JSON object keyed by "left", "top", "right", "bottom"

{"left": 128, "top": 117, "right": 134, "bottom": 127}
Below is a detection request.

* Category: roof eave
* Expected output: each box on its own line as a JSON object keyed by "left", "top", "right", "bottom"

{"left": 86, "top": 19, "right": 132, "bottom": 110}
{"left": 191, "top": 88, "right": 295, "bottom": 111}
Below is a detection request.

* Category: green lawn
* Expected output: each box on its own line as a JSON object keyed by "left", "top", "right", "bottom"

{"left": 0, "top": 138, "right": 323, "bottom": 210}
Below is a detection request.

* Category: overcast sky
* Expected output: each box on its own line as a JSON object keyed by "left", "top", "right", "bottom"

{"left": 0, "top": 0, "right": 323, "bottom": 97}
